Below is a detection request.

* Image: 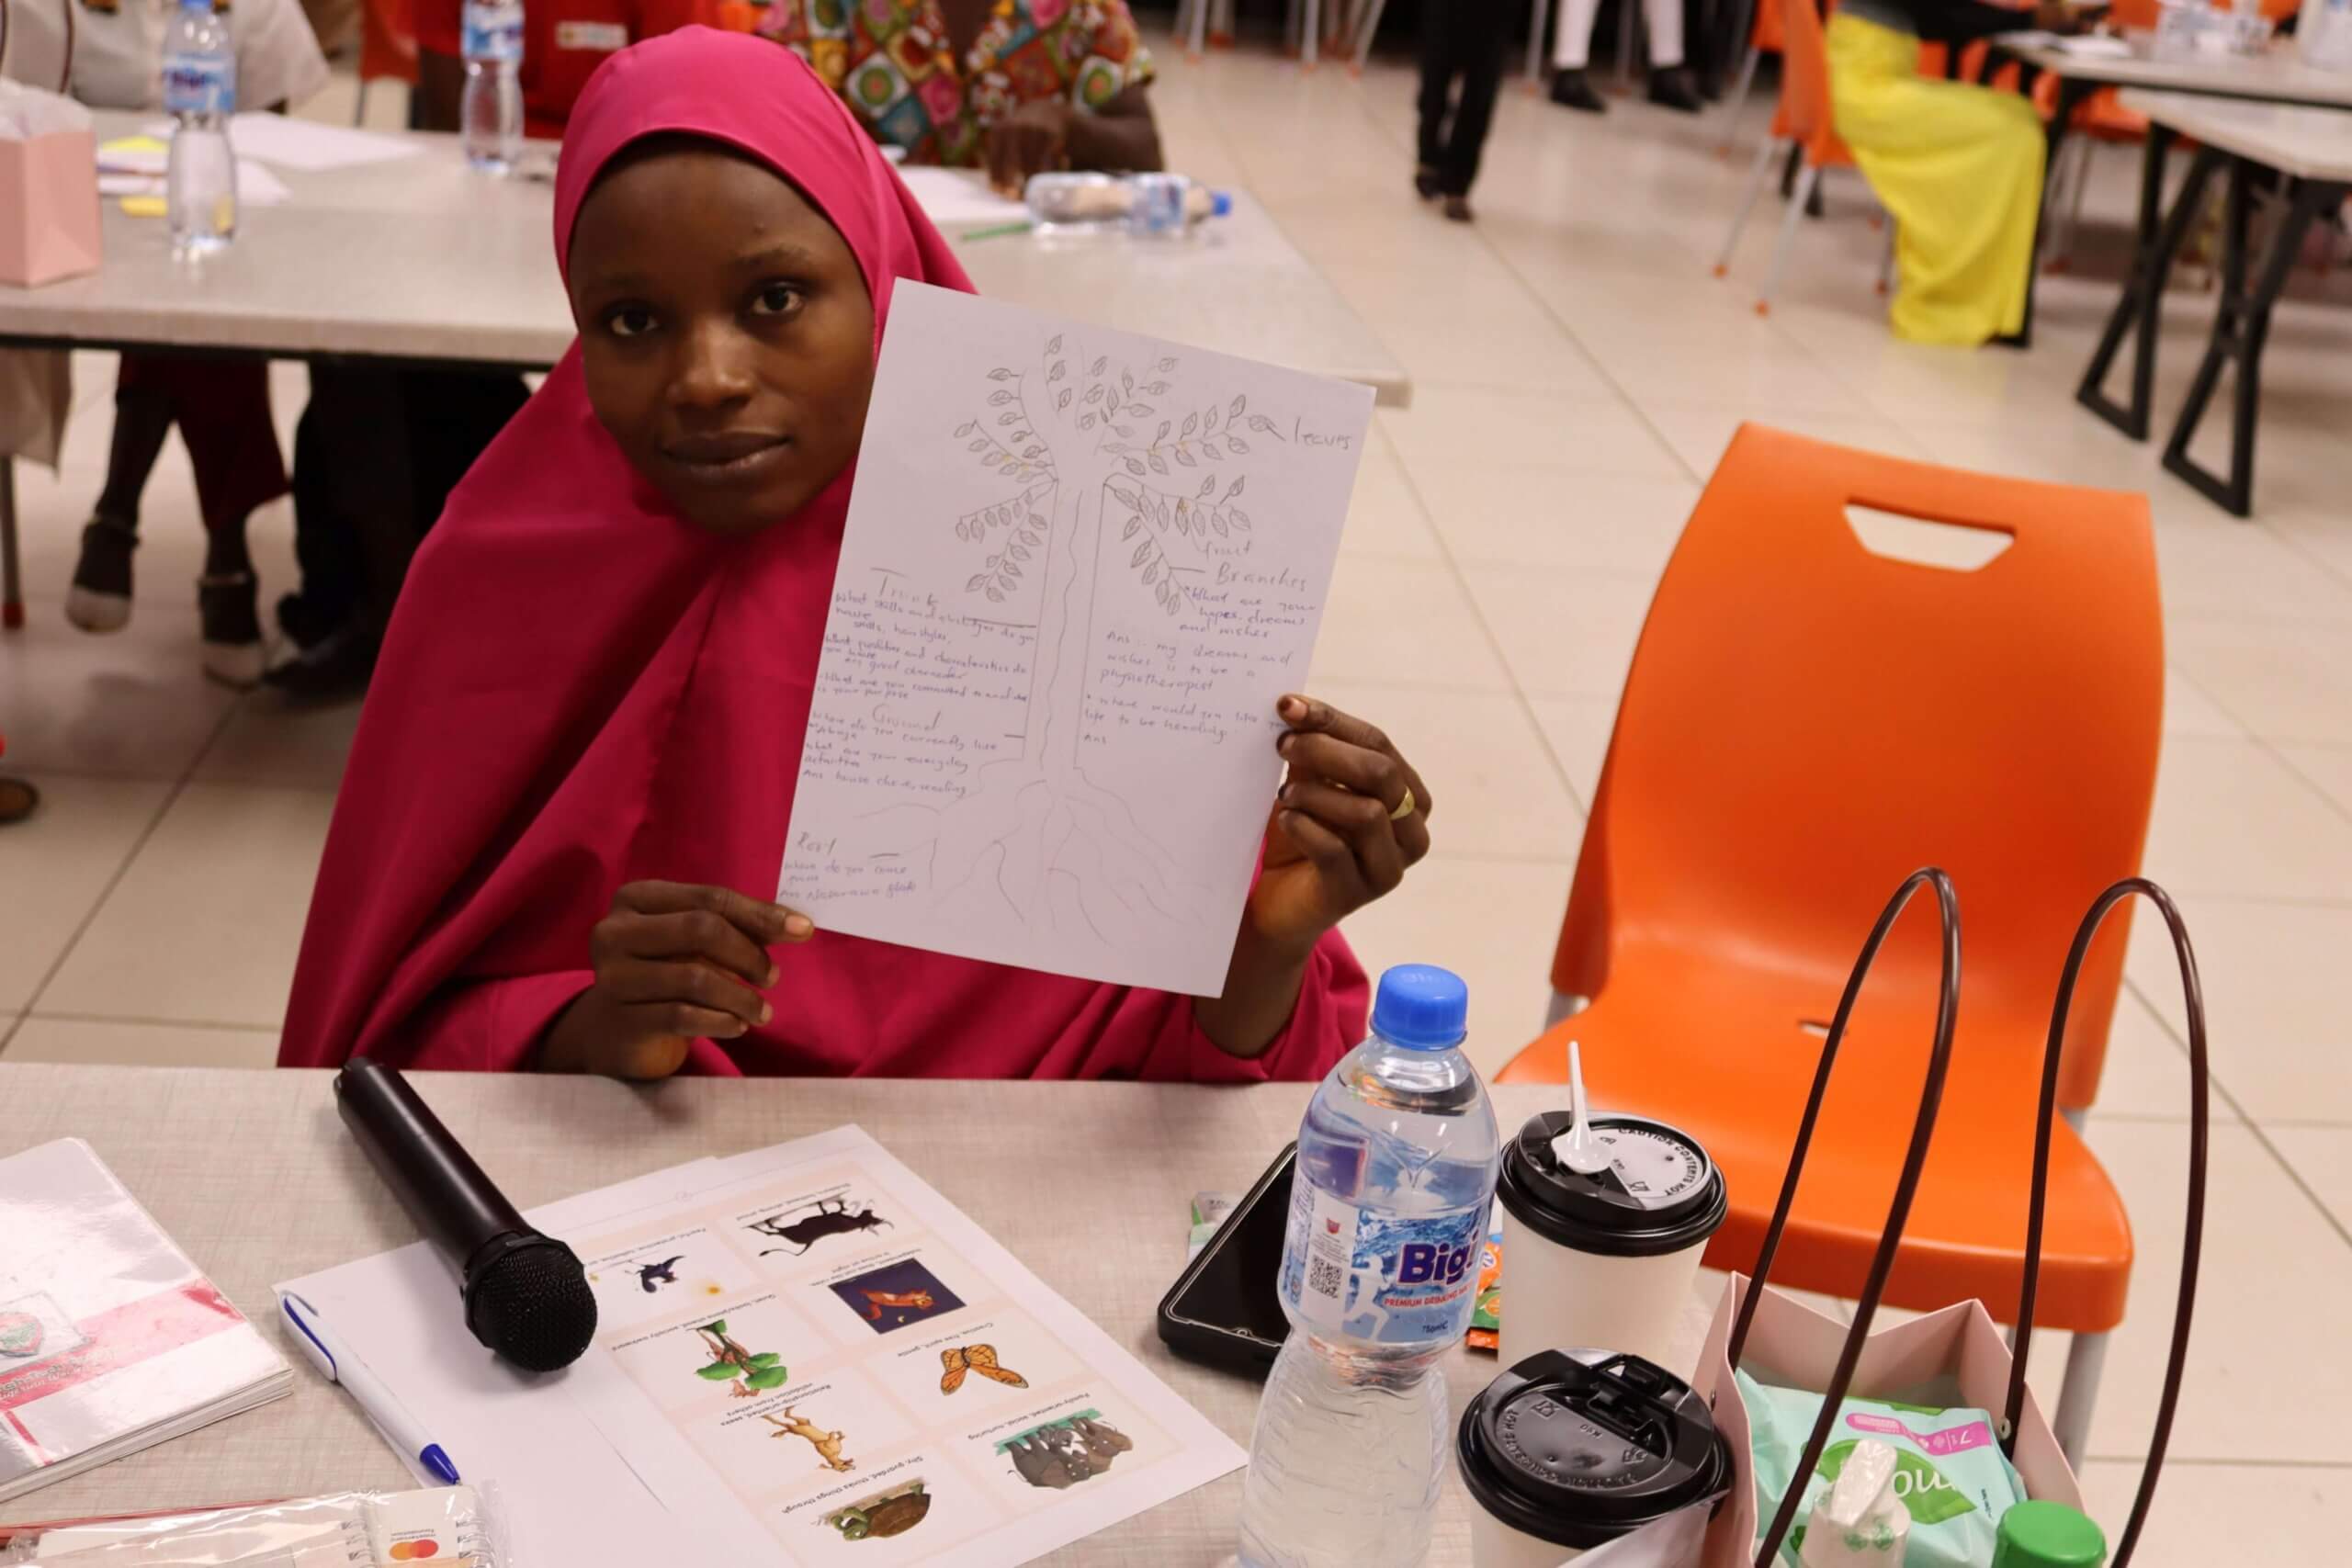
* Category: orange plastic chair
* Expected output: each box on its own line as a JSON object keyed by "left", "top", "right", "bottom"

{"left": 1712, "top": 0, "right": 1867, "bottom": 314}
{"left": 1498, "top": 425, "right": 2160, "bottom": 1461}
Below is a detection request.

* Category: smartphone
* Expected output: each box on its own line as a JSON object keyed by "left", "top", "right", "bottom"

{"left": 1156, "top": 1144, "right": 1295, "bottom": 1374}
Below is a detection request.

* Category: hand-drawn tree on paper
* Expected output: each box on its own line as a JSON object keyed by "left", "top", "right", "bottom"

{"left": 919, "top": 335, "right": 1290, "bottom": 943}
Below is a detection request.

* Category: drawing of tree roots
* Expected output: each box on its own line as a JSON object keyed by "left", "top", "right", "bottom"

{"left": 885, "top": 336, "right": 1292, "bottom": 951}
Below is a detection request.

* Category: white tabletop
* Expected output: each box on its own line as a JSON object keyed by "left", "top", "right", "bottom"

{"left": 1999, "top": 29, "right": 2352, "bottom": 107}
{"left": 0, "top": 116, "right": 1409, "bottom": 407}
{"left": 2118, "top": 87, "right": 2352, "bottom": 180}
{"left": 0, "top": 1066, "right": 1702, "bottom": 1561}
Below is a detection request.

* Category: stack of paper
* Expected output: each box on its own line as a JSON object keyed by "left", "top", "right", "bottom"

{"left": 0, "top": 1140, "right": 291, "bottom": 1503}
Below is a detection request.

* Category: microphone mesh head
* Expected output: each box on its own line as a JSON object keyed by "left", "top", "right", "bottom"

{"left": 468, "top": 1242, "right": 599, "bottom": 1372}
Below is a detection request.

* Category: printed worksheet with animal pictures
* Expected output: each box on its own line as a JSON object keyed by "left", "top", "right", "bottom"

{"left": 781, "top": 282, "right": 1375, "bottom": 995}
{"left": 560, "top": 1127, "right": 1244, "bottom": 1567}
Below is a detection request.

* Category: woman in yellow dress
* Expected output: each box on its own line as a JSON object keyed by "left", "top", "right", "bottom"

{"left": 1826, "top": 0, "right": 2082, "bottom": 345}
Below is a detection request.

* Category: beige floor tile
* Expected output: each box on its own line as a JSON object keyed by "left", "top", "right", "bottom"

{"left": 1336, "top": 430, "right": 1445, "bottom": 561}
{"left": 2, "top": 1016, "right": 280, "bottom": 1068}
{"left": 0, "top": 600, "right": 241, "bottom": 778}
{"left": 0, "top": 773, "right": 172, "bottom": 1011}
{"left": 1304, "top": 682, "right": 1582, "bottom": 863}
{"left": 1365, "top": 312, "right": 1616, "bottom": 399}
{"left": 1525, "top": 695, "right": 1616, "bottom": 813}
{"left": 2142, "top": 736, "right": 2352, "bottom": 903}
{"left": 2078, "top": 1121, "right": 2352, "bottom": 1461}
{"left": 2267, "top": 1125, "right": 2352, "bottom": 1235}
{"left": 1379, "top": 388, "right": 1685, "bottom": 481}
{"left": 40, "top": 783, "right": 334, "bottom": 1029}
{"left": 1307, "top": 556, "right": 1511, "bottom": 691}
{"left": 2278, "top": 741, "right": 2352, "bottom": 818}
{"left": 1340, "top": 854, "right": 1573, "bottom": 1079}
{"left": 2126, "top": 894, "right": 2352, "bottom": 1124}
{"left": 2094, "top": 983, "right": 2240, "bottom": 1124}
{"left": 1635, "top": 402, "right": 1930, "bottom": 484}
{"left": 2150, "top": 516, "right": 2352, "bottom": 626}
{"left": 1461, "top": 568, "right": 1657, "bottom": 700}
{"left": 1416, "top": 466, "right": 1696, "bottom": 578}
{"left": 2161, "top": 668, "right": 2243, "bottom": 739}
{"left": 2167, "top": 615, "right": 2352, "bottom": 744}
{"left": 191, "top": 693, "right": 366, "bottom": 792}
{"left": 2078, "top": 1460, "right": 2352, "bottom": 1566}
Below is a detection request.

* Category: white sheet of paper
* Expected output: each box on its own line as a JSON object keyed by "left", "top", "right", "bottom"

{"left": 896, "top": 164, "right": 1030, "bottom": 229}
{"left": 779, "top": 282, "right": 1373, "bottom": 993}
{"left": 142, "top": 113, "right": 424, "bottom": 171}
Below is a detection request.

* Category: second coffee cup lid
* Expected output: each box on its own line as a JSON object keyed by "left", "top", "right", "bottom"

{"left": 1457, "top": 1348, "right": 1732, "bottom": 1550}
{"left": 1497, "top": 1111, "right": 1726, "bottom": 1258}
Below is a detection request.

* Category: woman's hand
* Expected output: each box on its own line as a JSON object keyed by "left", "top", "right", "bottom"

{"left": 984, "top": 99, "right": 1074, "bottom": 197}
{"left": 539, "top": 881, "right": 813, "bottom": 1079}
{"left": 1195, "top": 695, "right": 1434, "bottom": 1056}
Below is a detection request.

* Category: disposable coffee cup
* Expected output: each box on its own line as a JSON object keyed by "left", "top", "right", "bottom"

{"left": 1458, "top": 1348, "right": 1732, "bottom": 1566}
{"left": 1494, "top": 1111, "right": 1726, "bottom": 1376}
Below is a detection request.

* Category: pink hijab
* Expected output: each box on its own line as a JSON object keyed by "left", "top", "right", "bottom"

{"left": 278, "top": 28, "right": 1366, "bottom": 1078}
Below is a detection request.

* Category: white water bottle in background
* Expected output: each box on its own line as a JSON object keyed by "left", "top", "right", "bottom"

{"left": 460, "top": 0, "right": 525, "bottom": 172}
{"left": 1238, "top": 964, "right": 1501, "bottom": 1568}
{"left": 163, "top": 0, "right": 237, "bottom": 255}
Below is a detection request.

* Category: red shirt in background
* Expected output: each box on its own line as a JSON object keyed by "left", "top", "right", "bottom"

{"left": 415, "top": 0, "right": 709, "bottom": 136}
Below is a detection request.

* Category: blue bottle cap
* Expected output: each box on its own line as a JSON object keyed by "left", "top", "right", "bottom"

{"left": 1210, "top": 189, "right": 1233, "bottom": 219}
{"left": 1372, "top": 964, "right": 1469, "bottom": 1050}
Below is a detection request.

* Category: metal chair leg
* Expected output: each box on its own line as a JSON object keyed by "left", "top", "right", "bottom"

{"left": 1877, "top": 214, "right": 1896, "bottom": 296}
{"left": 2052, "top": 1328, "right": 2108, "bottom": 1468}
{"left": 1717, "top": 43, "right": 1761, "bottom": 155}
{"left": 1301, "top": 0, "right": 1320, "bottom": 68}
{"left": 1527, "top": 0, "right": 1556, "bottom": 85}
{"left": 1716, "top": 134, "right": 1782, "bottom": 277}
{"left": 1618, "top": 0, "right": 1640, "bottom": 85}
{"left": 1351, "top": 0, "right": 1389, "bottom": 72}
{"left": 1756, "top": 162, "right": 1820, "bottom": 314}
{"left": 353, "top": 78, "right": 370, "bottom": 129}
{"left": 1, "top": 457, "right": 22, "bottom": 631}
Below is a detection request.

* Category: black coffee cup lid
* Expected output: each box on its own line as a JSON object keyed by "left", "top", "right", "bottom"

{"left": 1456, "top": 1349, "right": 1732, "bottom": 1550}
{"left": 1496, "top": 1112, "right": 1726, "bottom": 1258}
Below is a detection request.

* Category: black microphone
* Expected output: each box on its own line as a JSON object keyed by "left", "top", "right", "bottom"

{"left": 335, "top": 1059, "right": 598, "bottom": 1372}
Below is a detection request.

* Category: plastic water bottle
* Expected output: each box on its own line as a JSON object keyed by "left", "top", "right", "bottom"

{"left": 1238, "top": 964, "right": 1501, "bottom": 1568}
{"left": 162, "top": 0, "right": 237, "bottom": 255}
{"left": 1022, "top": 171, "right": 1234, "bottom": 233}
{"left": 460, "top": 0, "right": 525, "bottom": 173}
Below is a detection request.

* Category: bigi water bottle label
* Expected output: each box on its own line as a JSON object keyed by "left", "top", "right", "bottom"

{"left": 462, "top": 0, "right": 526, "bottom": 62}
{"left": 162, "top": 52, "right": 234, "bottom": 117}
{"left": 1281, "top": 1180, "right": 1489, "bottom": 1345}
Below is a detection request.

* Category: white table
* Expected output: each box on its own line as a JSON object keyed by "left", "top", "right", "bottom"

{"left": 0, "top": 1066, "right": 1705, "bottom": 1562}
{"left": 0, "top": 115, "right": 1409, "bottom": 404}
{"left": 2073, "top": 89, "right": 2352, "bottom": 515}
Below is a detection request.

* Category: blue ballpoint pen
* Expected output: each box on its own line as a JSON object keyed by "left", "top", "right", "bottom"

{"left": 279, "top": 1291, "right": 461, "bottom": 1486}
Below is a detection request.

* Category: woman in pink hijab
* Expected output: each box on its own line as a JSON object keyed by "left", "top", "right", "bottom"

{"left": 279, "top": 28, "right": 1435, "bottom": 1081}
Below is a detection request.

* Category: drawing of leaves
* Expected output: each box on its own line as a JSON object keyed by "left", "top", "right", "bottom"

{"left": 1080, "top": 413, "right": 1097, "bottom": 430}
{"left": 1090, "top": 355, "right": 1108, "bottom": 377}
{"left": 967, "top": 439, "right": 987, "bottom": 452}
{"left": 1227, "top": 477, "right": 1248, "bottom": 500}
{"left": 1012, "top": 429, "right": 1033, "bottom": 443}
{"left": 1146, "top": 380, "right": 1170, "bottom": 395}
{"left": 1132, "top": 541, "right": 1152, "bottom": 567}
{"left": 1206, "top": 405, "right": 1222, "bottom": 432}
{"left": 1155, "top": 421, "right": 1171, "bottom": 444}
{"left": 1004, "top": 562, "right": 1023, "bottom": 581}
{"left": 989, "top": 391, "right": 1013, "bottom": 406}
{"left": 697, "top": 1362, "right": 740, "bottom": 1382}
{"left": 1023, "top": 446, "right": 1045, "bottom": 458}
{"left": 1201, "top": 445, "right": 1223, "bottom": 461}
{"left": 1228, "top": 436, "right": 1252, "bottom": 455}
{"left": 988, "top": 368, "right": 1012, "bottom": 381}
{"left": 1230, "top": 395, "right": 1247, "bottom": 419}
{"left": 1175, "top": 512, "right": 1190, "bottom": 537}
{"left": 1085, "top": 386, "right": 1104, "bottom": 404}
{"left": 966, "top": 573, "right": 988, "bottom": 591}
{"left": 1047, "top": 334, "right": 1062, "bottom": 355}
{"left": 1180, "top": 412, "right": 1197, "bottom": 439}
{"left": 1156, "top": 356, "right": 1177, "bottom": 372}
{"left": 1122, "top": 517, "right": 1141, "bottom": 540}
{"left": 1125, "top": 458, "right": 1145, "bottom": 477}
{"left": 1211, "top": 513, "right": 1229, "bottom": 538}
{"left": 1113, "top": 424, "right": 1135, "bottom": 438}
{"left": 987, "top": 587, "right": 1003, "bottom": 603}
{"left": 955, "top": 421, "right": 977, "bottom": 437}
{"left": 1148, "top": 454, "right": 1169, "bottom": 476}
{"left": 1247, "top": 414, "right": 1280, "bottom": 435}
{"left": 998, "top": 413, "right": 1020, "bottom": 427}
{"left": 1056, "top": 389, "right": 1071, "bottom": 412}
{"left": 1049, "top": 362, "right": 1067, "bottom": 383}
{"left": 1122, "top": 370, "right": 1134, "bottom": 395}
{"left": 1175, "top": 448, "right": 1195, "bottom": 468}
{"left": 1109, "top": 485, "right": 1139, "bottom": 510}
{"left": 1230, "top": 508, "right": 1252, "bottom": 531}
{"left": 1125, "top": 404, "right": 1150, "bottom": 418}
{"left": 1142, "top": 561, "right": 1159, "bottom": 586}
{"left": 1009, "top": 545, "right": 1031, "bottom": 561}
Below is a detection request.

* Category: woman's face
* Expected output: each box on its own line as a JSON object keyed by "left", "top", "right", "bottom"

{"left": 567, "top": 142, "right": 876, "bottom": 536}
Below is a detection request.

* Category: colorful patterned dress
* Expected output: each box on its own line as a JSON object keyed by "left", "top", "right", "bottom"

{"left": 761, "top": 0, "right": 1156, "bottom": 167}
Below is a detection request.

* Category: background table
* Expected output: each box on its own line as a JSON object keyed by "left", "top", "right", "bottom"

{"left": 0, "top": 116, "right": 1410, "bottom": 407}
{"left": 0, "top": 1066, "right": 1710, "bottom": 1562}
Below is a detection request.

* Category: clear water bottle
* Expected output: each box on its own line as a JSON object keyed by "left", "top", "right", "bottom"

{"left": 1238, "top": 964, "right": 1501, "bottom": 1568}
{"left": 460, "top": 0, "right": 525, "bottom": 173}
{"left": 162, "top": 0, "right": 237, "bottom": 256}
{"left": 1022, "top": 171, "right": 1233, "bottom": 233}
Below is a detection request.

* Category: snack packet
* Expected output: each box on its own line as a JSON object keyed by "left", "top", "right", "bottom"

{"left": 1736, "top": 1370, "right": 2029, "bottom": 1566}
{"left": 1464, "top": 1226, "right": 1502, "bottom": 1351}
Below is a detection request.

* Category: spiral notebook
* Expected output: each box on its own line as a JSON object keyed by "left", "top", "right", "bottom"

{"left": 0, "top": 1139, "right": 291, "bottom": 1502}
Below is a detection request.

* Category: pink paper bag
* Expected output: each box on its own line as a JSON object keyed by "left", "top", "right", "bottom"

{"left": 0, "top": 126, "right": 101, "bottom": 288}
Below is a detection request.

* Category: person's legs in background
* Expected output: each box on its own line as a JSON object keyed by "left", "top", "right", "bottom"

{"left": 1433, "top": 0, "right": 1511, "bottom": 220}
{"left": 68, "top": 356, "right": 290, "bottom": 686}
{"left": 1551, "top": 0, "right": 1703, "bottom": 112}
{"left": 1640, "top": 0, "right": 1703, "bottom": 110}
{"left": 1415, "top": 0, "right": 1468, "bottom": 199}
{"left": 1550, "top": 0, "right": 1610, "bottom": 110}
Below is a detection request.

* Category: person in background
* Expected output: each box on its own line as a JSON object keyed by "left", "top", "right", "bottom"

{"left": 280, "top": 29, "right": 1432, "bottom": 1082}
{"left": 1549, "top": 0, "right": 1702, "bottom": 113}
{"left": 410, "top": 0, "right": 698, "bottom": 135}
{"left": 4, "top": 0, "right": 328, "bottom": 685}
{"left": 761, "top": 0, "right": 1161, "bottom": 194}
{"left": 1414, "top": 0, "right": 1510, "bottom": 223}
{"left": 1827, "top": 0, "right": 2081, "bottom": 345}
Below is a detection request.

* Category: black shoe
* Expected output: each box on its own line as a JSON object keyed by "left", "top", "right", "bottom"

{"left": 1549, "top": 68, "right": 1607, "bottom": 113}
{"left": 1414, "top": 164, "right": 1442, "bottom": 200}
{"left": 1647, "top": 65, "right": 1704, "bottom": 114}
{"left": 66, "top": 519, "right": 136, "bottom": 633}
{"left": 1442, "top": 195, "right": 1475, "bottom": 223}
{"left": 198, "top": 571, "right": 265, "bottom": 688}
{"left": 265, "top": 622, "right": 377, "bottom": 702}
{"left": 276, "top": 589, "right": 345, "bottom": 652}
{"left": 0, "top": 776, "right": 37, "bottom": 826}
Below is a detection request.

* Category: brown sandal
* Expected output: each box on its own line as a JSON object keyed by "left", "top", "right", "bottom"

{"left": 0, "top": 777, "right": 39, "bottom": 826}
